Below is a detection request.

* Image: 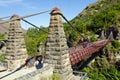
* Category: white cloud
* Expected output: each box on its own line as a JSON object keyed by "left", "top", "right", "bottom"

{"left": 0, "top": 0, "right": 23, "bottom": 6}
{"left": 0, "top": 0, "right": 38, "bottom": 10}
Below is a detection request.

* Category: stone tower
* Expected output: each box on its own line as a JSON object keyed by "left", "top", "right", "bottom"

{"left": 44, "top": 8, "right": 74, "bottom": 80}
{"left": 100, "top": 30, "right": 106, "bottom": 40}
{"left": 108, "top": 32, "right": 114, "bottom": 41}
{"left": 5, "top": 14, "right": 28, "bottom": 70}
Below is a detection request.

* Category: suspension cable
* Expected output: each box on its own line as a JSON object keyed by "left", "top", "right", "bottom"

{"left": 22, "top": 19, "right": 48, "bottom": 33}
{"left": 0, "top": 9, "right": 52, "bottom": 24}
{"left": 0, "top": 16, "right": 10, "bottom": 20}
{"left": 61, "top": 14, "right": 85, "bottom": 39}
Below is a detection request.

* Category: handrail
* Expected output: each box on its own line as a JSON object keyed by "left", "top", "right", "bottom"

{"left": 73, "top": 71, "right": 88, "bottom": 80}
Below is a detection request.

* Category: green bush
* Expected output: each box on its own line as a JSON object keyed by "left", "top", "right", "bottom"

{"left": 111, "top": 40, "right": 120, "bottom": 49}
{"left": 25, "top": 28, "right": 48, "bottom": 56}
{"left": 115, "top": 60, "right": 120, "bottom": 71}
{"left": 111, "top": 40, "right": 120, "bottom": 52}
{"left": 0, "top": 55, "right": 5, "bottom": 62}
{"left": 90, "top": 35, "right": 98, "bottom": 42}
{"left": 0, "top": 34, "right": 5, "bottom": 39}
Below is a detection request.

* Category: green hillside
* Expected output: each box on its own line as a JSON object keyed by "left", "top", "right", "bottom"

{"left": 64, "top": 0, "right": 120, "bottom": 46}
{"left": 63, "top": 0, "right": 120, "bottom": 79}
{"left": 25, "top": 27, "right": 48, "bottom": 56}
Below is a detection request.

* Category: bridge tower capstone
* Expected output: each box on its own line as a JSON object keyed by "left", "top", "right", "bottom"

{"left": 5, "top": 14, "right": 28, "bottom": 70}
{"left": 44, "top": 8, "right": 74, "bottom": 80}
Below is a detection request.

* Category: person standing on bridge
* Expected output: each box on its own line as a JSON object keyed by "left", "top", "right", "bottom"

{"left": 35, "top": 55, "right": 43, "bottom": 69}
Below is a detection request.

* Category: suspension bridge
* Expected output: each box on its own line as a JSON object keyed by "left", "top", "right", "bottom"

{"left": 0, "top": 7, "right": 110, "bottom": 80}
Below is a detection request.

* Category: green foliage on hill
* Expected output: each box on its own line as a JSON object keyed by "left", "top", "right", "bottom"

{"left": 24, "top": 27, "right": 48, "bottom": 57}
{"left": 111, "top": 40, "right": 120, "bottom": 52}
{"left": 83, "top": 56, "right": 120, "bottom": 80}
{"left": 64, "top": 0, "right": 120, "bottom": 79}
{"left": 0, "top": 34, "right": 5, "bottom": 39}
{"left": 83, "top": 65, "right": 120, "bottom": 80}
{"left": 115, "top": 60, "right": 120, "bottom": 71}
{"left": 64, "top": 0, "right": 120, "bottom": 45}
{"left": 0, "top": 34, "right": 5, "bottom": 61}
{"left": 0, "top": 54, "right": 5, "bottom": 62}
{"left": 89, "top": 4, "right": 120, "bottom": 32}
{"left": 103, "top": 40, "right": 120, "bottom": 54}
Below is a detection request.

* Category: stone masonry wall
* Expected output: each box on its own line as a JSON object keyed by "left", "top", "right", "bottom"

{"left": 5, "top": 14, "right": 28, "bottom": 70}
{"left": 44, "top": 8, "right": 74, "bottom": 80}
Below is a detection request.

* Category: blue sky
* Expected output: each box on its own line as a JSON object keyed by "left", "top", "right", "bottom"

{"left": 0, "top": 0, "right": 97, "bottom": 30}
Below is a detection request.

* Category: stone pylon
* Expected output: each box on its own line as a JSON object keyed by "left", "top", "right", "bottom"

{"left": 108, "top": 32, "right": 114, "bottom": 41}
{"left": 5, "top": 14, "right": 28, "bottom": 70}
{"left": 44, "top": 8, "right": 74, "bottom": 80}
{"left": 100, "top": 30, "right": 106, "bottom": 40}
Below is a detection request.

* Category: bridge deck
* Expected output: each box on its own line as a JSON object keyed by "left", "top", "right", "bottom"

{"left": 0, "top": 64, "right": 53, "bottom": 80}
{"left": 0, "top": 67, "right": 36, "bottom": 80}
{"left": 69, "top": 40, "right": 110, "bottom": 66}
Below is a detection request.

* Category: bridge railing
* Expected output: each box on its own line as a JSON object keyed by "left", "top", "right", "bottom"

{"left": 73, "top": 71, "right": 89, "bottom": 80}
